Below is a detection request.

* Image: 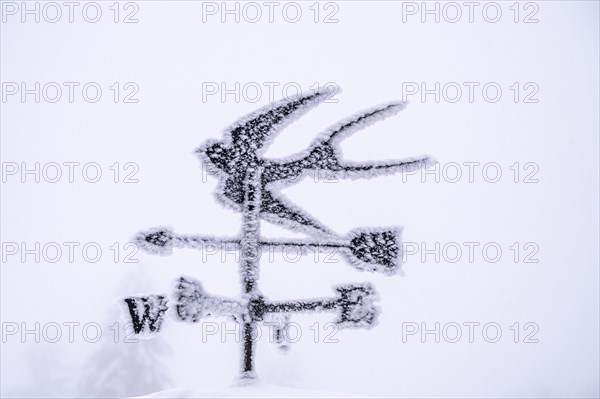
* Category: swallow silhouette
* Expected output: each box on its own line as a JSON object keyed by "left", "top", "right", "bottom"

{"left": 197, "top": 88, "right": 431, "bottom": 237}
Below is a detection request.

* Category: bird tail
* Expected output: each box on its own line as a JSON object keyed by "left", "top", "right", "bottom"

{"left": 323, "top": 102, "right": 407, "bottom": 145}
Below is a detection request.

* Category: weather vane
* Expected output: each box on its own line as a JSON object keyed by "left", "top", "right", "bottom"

{"left": 124, "top": 87, "right": 432, "bottom": 381}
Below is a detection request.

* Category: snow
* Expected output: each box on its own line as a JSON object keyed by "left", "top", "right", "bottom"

{"left": 4, "top": 3, "right": 599, "bottom": 396}
{"left": 132, "top": 381, "right": 366, "bottom": 399}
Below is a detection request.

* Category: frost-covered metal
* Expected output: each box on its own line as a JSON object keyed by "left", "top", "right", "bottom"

{"left": 123, "top": 87, "right": 432, "bottom": 380}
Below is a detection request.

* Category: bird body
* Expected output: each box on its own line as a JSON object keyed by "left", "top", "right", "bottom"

{"left": 197, "top": 88, "right": 431, "bottom": 237}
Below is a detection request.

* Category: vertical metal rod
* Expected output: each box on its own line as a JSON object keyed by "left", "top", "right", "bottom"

{"left": 238, "top": 166, "right": 261, "bottom": 379}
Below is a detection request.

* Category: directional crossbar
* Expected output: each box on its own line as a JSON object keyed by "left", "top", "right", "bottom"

{"left": 124, "top": 277, "right": 379, "bottom": 334}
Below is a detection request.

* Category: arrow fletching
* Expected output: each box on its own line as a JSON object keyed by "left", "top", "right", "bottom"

{"left": 344, "top": 228, "right": 403, "bottom": 275}
{"left": 175, "top": 277, "right": 244, "bottom": 323}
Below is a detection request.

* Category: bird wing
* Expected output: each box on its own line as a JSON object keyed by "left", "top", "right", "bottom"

{"left": 216, "top": 173, "right": 332, "bottom": 237}
{"left": 260, "top": 190, "right": 333, "bottom": 236}
{"left": 226, "top": 88, "right": 335, "bottom": 155}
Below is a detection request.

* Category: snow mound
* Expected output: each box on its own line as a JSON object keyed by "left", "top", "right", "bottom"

{"left": 131, "top": 381, "right": 366, "bottom": 398}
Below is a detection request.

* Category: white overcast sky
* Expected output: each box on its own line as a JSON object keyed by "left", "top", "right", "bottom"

{"left": 1, "top": 1, "right": 599, "bottom": 398}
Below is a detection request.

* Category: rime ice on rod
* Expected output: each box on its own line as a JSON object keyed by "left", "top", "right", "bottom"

{"left": 124, "top": 87, "right": 433, "bottom": 381}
